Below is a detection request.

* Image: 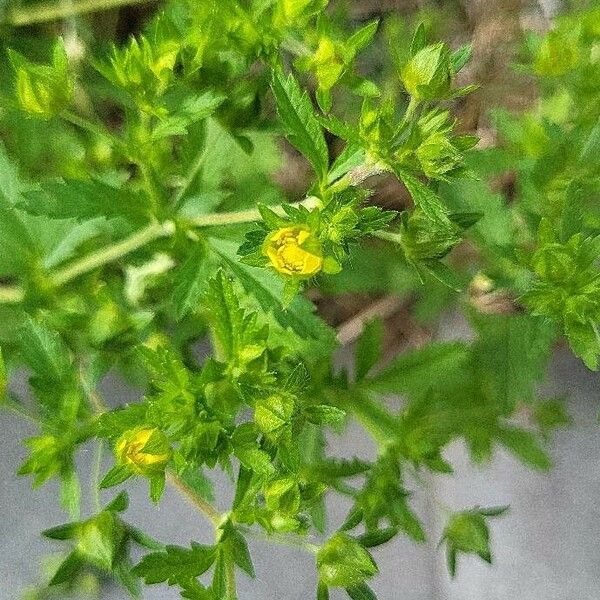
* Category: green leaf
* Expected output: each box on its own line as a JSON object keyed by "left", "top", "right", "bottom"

{"left": 134, "top": 542, "right": 217, "bottom": 585}
{"left": 442, "top": 506, "right": 507, "bottom": 576}
{"left": 304, "top": 405, "right": 346, "bottom": 427}
{"left": 346, "top": 583, "right": 378, "bottom": 600}
{"left": 172, "top": 244, "right": 213, "bottom": 320}
{"left": 19, "top": 317, "right": 71, "bottom": 383}
{"left": 49, "top": 551, "right": 84, "bottom": 586}
{"left": 347, "top": 20, "right": 379, "bottom": 55}
{"left": 496, "top": 426, "right": 551, "bottom": 470}
{"left": 471, "top": 313, "right": 554, "bottom": 413}
{"left": 210, "top": 238, "right": 336, "bottom": 347}
{"left": 355, "top": 319, "right": 383, "bottom": 380}
{"left": 271, "top": 69, "right": 329, "bottom": 181}
{"left": 317, "top": 533, "right": 378, "bottom": 588}
{"left": 100, "top": 465, "right": 133, "bottom": 489}
{"left": 367, "top": 342, "right": 469, "bottom": 396}
{"left": 356, "top": 527, "right": 398, "bottom": 548}
{"left": 451, "top": 44, "right": 472, "bottom": 72}
{"left": 231, "top": 424, "right": 275, "bottom": 476}
{"left": 20, "top": 179, "right": 148, "bottom": 224}
{"left": 410, "top": 23, "right": 427, "bottom": 57}
{"left": 392, "top": 167, "right": 450, "bottom": 225}
{"left": 229, "top": 530, "right": 255, "bottom": 578}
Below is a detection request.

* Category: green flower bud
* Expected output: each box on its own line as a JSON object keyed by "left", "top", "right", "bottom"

{"left": 400, "top": 210, "right": 461, "bottom": 261}
{"left": 76, "top": 511, "right": 125, "bottom": 571}
{"left": 401, "top": 43, "right": 453, "bottom": 101}
{"left": 416, "top": 132, "right": 462, "bottom": 179}
{"left": 9, "top": 39, "right": 73, "bottom": 120}
{"left": 317, "top": 533, "right": 378, "bottom": 588}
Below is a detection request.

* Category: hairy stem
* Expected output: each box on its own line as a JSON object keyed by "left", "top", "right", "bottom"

{"left": 62, "top": 111, "right": 126, "bottom": 151}
{"left": 91, "top": 440, "right": 104, "bottom": 512}
{"left": 187, "top": 195, "right": 320, "bottom": 228}
{"left": 225, "top": 553, "right": 237, "bottom": 600}
{"left": 50, "top": 220, "right": 176, "bottom": 287}
{"left": 166, "top": 471, "right": 221, "bottom": 526}
{"left": 239, "top": 526, "right": 320, "bottom": 554}
{"left": 5, "top": 0, "right": 156, "bottom": 26}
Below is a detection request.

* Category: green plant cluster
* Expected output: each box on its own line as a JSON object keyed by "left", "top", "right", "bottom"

{"left": 0, "top": 1, "right": 597, "bottom": 599}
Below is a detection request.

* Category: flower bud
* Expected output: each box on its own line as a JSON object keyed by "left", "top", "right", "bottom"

{"left": 115, "top": 427, "right": 171, "bottom": 476}
{"left": 400, "top": 210, "right": 460, "bottom": 261}
{"left": 263, "top": 226, "right": 323, "bottom": 278}
{"left": 317, "top": 533, "right": 378, "bottom": 588}
{"left": 401, "top": 43, "right": 453, "bottom": 101}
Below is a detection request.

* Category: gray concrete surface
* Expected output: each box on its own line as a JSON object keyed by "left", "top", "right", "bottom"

{"left": 1, "top": 345, "right": 599, "bottom": 600}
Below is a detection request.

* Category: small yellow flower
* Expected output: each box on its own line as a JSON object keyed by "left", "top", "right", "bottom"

{"left": 116, "top": 427, "right": 171, "bottom": 476}
{"left": 263, "top": 226, "right": 323, "bottom": 278}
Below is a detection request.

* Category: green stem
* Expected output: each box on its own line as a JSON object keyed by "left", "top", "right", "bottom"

{"left": 225, "top": 553, "right": 237, "bottom": 600}
{"left": 91, "top": 440, "right": 104, "bottom": 512}
{"left": 239, "top": 526, "right": 320, "bottom": 554}
{"left": 50, "top": 220, "right": 175, "bottom": 287}
{"left": 166, "top": 471, "right": 221, "bottom": 526}
{"left": 187, "top": 195, "right": 320, "bottom": 228}
{"left": 0, "top": 159, "right": 405, "bottom": 306}
{"left": 5, "top": 0, "right": 156, "bottom": 26}
{"left": 61, "top": 111, "right": 126, "bottom": 151}
{"left": 342, "top": 390, "right": 400, "bottom": 449}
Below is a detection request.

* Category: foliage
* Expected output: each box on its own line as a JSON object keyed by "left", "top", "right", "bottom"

{"left": 0, "top": 1, "right": 597, "bottom": 599}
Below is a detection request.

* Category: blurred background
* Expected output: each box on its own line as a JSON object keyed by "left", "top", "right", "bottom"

{"left": 1, "top": 0, "right": 599, "bottom": 598}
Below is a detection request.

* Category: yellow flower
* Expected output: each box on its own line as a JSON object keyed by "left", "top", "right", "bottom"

{"left": 263, "top": 226, "right": 323, "bottom": 278}
{"left": 116, "top": 427, "right": 171, "bottom": 476}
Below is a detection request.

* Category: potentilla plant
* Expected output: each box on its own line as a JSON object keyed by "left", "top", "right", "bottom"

{"left": 0, "top": 1, "right": 598, "bottom": 599}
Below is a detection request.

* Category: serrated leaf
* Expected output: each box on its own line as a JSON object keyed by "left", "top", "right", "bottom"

{"left": 496, "top": 426, "right": 551, "bottom": 470}
{"left": 20, "top": 179, "right": 148, "bottom": 223}
{"left": 134, "top": 543, "right": 217, "bottom": 585}
{"left": 229, "top": 530, "right": 255, "bottom": 578}
{"left": 392, "top": 167, "right": 450, "bottom": 226}
{"left": 367, "top": 342, "right": 469, "bottom": 396}
{"left": 271, "top": 69, "right": 328, "bottom": 181}
{"left": 304, "top": 405, "right": 346, "bottom": 427}
{"left": 471, "top": 313, "right": 554, "bottom": 413}
{"left": 19, "top": 317, "right": 71, "bottom": 383}
{"left": 172, "top": 244, "right": 212, "bottom": 320}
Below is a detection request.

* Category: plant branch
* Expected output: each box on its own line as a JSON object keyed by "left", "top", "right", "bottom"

{"left": 238, "top": 525, "right": 320, "bottom": 554}
{"left": 0, "top": 162, "right": 397, "bottom": 305}
{"left": 5, "top": 0, "right": 156, "bottom": 26}
{"left": 50, "top": 220, "right": 176, "bottom": 287}
{"left": 225, "top": 553, "right": 237, "bottom": 600}
{"left": 187, "top": 195, "right": 320, "bottom": 228}
{"left": 61, "top": 111, "right": 127, "bottom": 151}
{"left": 166, "top": 471, "right": 221, "bottom": 526}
